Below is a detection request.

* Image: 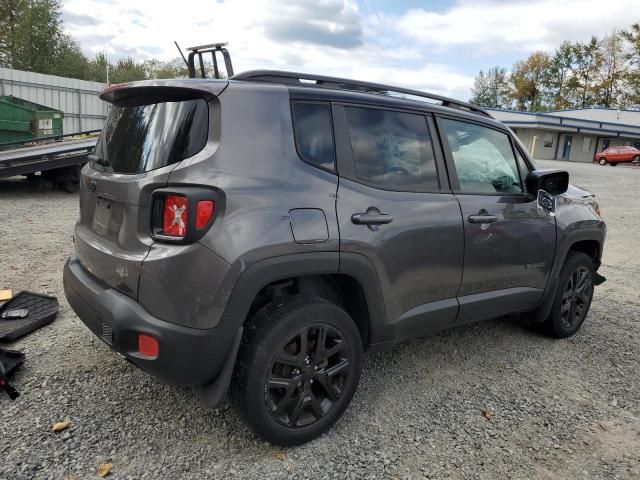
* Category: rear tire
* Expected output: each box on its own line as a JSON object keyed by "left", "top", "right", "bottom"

{"left": 610, "top": 162, "right": 618, "bottom": 166}
{"left": 598, "top": 158, "right": 607, "bottom": 165}
{"left": 229, "top": 295, "right": 363, "bottom": 446}
{"left": 540, "top": 252, "right": 595, "bottom": 339}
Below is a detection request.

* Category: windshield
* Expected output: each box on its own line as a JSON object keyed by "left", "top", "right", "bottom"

{"left": 94, "top": 99, "right": 208, "bottom": 174}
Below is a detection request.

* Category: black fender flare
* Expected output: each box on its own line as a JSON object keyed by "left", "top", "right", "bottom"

{"left": 528, "top": 227, "right": 605, "bottom": 323}
{"left": 218, "top": 251, "right": 387, "bottom": 337}
{"left": 198, "top": 251, "right": 386, "bottom": 406}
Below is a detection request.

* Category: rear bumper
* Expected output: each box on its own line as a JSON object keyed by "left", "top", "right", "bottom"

{"left": 63, "top": 255, "right": 239, "bottom": 388}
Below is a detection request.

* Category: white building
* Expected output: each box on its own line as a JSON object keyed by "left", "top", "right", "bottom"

{"left": 488, "top": 107, "right": 640, "bottom": 162}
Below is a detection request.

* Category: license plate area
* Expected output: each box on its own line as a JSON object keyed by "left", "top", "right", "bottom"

{"left": 92, "top": 198, "right": 112, "bottom": 235}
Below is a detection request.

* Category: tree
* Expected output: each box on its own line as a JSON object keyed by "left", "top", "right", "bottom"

{"left": 109, "top": 57, "right": 148, "bottom": 83}
{"left": 510, "top": 51, "right": 551, "bottom": 111}
{"left": 88, "top": 52, "right": 110, "bottom": 83}
{"left": 0, "top": 0, "right": 92, "bottom": 79}
{"left": 620, "top": 22, "right": 640, "bottom": 106}
{"left": 593, "top": 32, "right": 625, "bottom": 107}
{"left": 470, "top": 66, "right": 511, "bottom": 109}
{"left": 546, "top": 41, "right": 576, "bottom": 109}
{"left": 144, "top": 58, "right": 189, "bottom": 80}
{"left": 573, "top": 36, "right": 603, "bottom": 108}
{"left": 53, "top": 36, "right": 89, "bottom": 79}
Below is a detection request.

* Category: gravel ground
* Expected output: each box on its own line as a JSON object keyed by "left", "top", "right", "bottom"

{"left": 1, "top": 160, "right": 639, "bottom": 480}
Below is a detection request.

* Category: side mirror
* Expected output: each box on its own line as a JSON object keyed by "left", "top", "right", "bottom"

{"left": 525, "top": 169, "right": 569, "bottom": 196}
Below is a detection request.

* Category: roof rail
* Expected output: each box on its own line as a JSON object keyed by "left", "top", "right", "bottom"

{"left": 232, "top": 70, "right": 492, "bottom": 118}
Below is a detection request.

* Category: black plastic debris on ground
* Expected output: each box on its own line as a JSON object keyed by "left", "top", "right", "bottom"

{"left": 0, "top": 347, "right": 24, "bottom": 399}
{"left": 0, "top": 291, "right": 58, "bottom": 342}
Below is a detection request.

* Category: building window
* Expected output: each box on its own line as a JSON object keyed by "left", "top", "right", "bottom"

{"left": 543, "top": 133, "right": 554, "bottom": 148}
{"left": 582, "top": 137, "right": 593, "bottom": 153}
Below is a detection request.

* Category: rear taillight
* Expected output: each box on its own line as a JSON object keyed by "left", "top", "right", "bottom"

{"left": 196, "top": 200, "right": 215, "bottom": 229}
{"left": 162, "top": 195, "right": 188, "bottom": 237}
{"left": 151, "top": 188, "right": 219, "bottom": 243}
{"left": 138, "top": 334, "right": 159, "bottom": 357}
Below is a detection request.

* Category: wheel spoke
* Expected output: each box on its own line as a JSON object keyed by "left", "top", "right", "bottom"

{"left": 324, "top": 358, "right": 350, "bottom": 378}
{"left": 575, "top": 289, "right": 589, "bottom": 304}
{"left": 314, "top": 326, "right": 328, "bottom": 360}
{"left": 577, "top": 270, "right": 589, "bottom": 289}
{"left": 288, "top": 394, "right": 306, "bottom": 424}
{"left": 325, "top": 339, "right": 346, "bottom": 358}
{"left": 561, "top": 301, "right": 571, "bottom": 314}
{"left": 299, "top": 327, "right": 309, "bottom": 356}
{"left": 310, "top": 391, "right": 325, "bottom": 418}
{"left": 267, "top": 377, "right": 299, "bottom": 415}
{"left": 314, "top": 374, "right": 342, "bottom": 401}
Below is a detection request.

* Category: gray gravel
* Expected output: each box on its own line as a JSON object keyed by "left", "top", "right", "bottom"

{"left": 1, "top": 160, "right": 639, "bottom": 480}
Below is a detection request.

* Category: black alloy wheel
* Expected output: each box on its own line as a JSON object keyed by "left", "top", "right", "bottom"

{"left": 559, "top": 265, "right": 592, "bottom": 330}
{"left": 229, "top": 295, "right": 363, "bottom": 446}
{"left": 266, "top": 324, "right": 350, "bottom": 428}
{"left": 540, "top": 251, "right": 595, "bottom": 338}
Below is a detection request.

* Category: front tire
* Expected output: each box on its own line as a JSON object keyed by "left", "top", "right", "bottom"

{"left": 540, "top": 252, "right": 595, "bottom": 338}
{"left": 229, "top": 295, "right": 363, "bottom": 446}
{"left": 598, "top": 158, "right": 607, "bottom": 165}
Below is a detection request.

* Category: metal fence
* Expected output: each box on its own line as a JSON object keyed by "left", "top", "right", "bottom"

{"left": 0, "top": 67, "right": 107, "bottom": 134}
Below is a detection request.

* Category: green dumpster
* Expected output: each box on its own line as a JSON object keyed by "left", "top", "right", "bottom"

{"left": 0, "top": 95, "right": 63, "bottom": 144}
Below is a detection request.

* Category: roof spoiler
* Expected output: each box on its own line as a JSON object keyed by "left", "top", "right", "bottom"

{"left": 100, "top": 82, "right": 227, "bottom": 105}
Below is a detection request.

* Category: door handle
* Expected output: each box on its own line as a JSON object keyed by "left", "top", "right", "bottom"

{"left": 468, "top": 214, "right": 498, "bottom": 224}
{"left": 351, "top": 212, "right": 394, "bottom": 225}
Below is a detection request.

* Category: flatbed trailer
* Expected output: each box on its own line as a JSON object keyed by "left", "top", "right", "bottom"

{"left": 0, "top": 131, "right": 98, "bottom": 191}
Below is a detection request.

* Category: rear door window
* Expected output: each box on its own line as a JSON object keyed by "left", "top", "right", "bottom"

{"left": 291, "top": 102, "right": 335, "bottom": 171}
{"left": 94, "top": 99, "right": 209, "bottom": 174}
{"left": 344, "top": 106, "right": 439, "bottom": 191}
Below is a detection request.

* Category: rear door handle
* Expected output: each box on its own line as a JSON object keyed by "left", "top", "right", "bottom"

{"left": 351, "top": 213, "right": 394, "bottom": 225}
{"left": 468, "top": 214, "right": 498, "bottom": 224}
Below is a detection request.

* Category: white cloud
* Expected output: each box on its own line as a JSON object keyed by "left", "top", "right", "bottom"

{"left": 65, "top": 0, "right": 640, "bottom": 100}
{"left": 61, "top": 0, "right": 476, "bottom": 99}
{"left": 392, "top": 0, "right": 640, "bottom": 54}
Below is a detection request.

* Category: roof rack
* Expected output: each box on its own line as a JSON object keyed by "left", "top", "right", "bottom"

{"left": 232, "top": 70, "right": 491, "bottom": 118}
{"left": 175, "top": 41, "right": 234, "bottom": 79}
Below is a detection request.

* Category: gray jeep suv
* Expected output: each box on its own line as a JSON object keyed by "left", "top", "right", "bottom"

{"left": 63, "top": 71, "right": 606, "bottom": 446}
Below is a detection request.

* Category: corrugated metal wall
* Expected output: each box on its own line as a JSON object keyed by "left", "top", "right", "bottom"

{"left": 546, "top": 108, "right": 640, "bottom": 125}
{"left": 0, "top": 67, "right": 107, "bottom": 134}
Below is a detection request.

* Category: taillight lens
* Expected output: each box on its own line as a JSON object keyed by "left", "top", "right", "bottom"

{"left": 138, "top": 334, "right": 159, "bottom": 357}
{"left": 196, "top": 200, "right": 215, "bottom": 229}
{"left": 162, "top": 195, "right": 188, "bottom": 238}
{"left": 151, "top": 189, "right": 218, "bottom": 243}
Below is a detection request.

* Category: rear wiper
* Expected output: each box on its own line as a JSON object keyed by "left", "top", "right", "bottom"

{"left": 88, "top": 154, "right": 110, "bottom": 167}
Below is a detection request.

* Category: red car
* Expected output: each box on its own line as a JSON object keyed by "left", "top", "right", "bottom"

{"left": 594, "top": 146, "right": 640, "bottom": 166}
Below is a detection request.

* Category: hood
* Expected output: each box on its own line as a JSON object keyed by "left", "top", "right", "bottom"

{"left": 562, "top": 183, "right": 593, "bottom": 199}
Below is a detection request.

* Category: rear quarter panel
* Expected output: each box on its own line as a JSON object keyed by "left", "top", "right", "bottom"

{"left": 166, "top": 82, "right": 340, "bottom": 271}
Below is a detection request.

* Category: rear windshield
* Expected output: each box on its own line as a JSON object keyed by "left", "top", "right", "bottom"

{"left": 94, "top": 99, "right": 208, "bottom": 174}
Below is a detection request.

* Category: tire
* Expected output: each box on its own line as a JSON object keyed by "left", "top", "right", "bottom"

{"left": 610, "top": 162, "right": 618, "bottom": 166}
{"left": 598, "top": 158, "right": 607, "bottom": 165}
{"left": 540, "top": 252, "right": 595, "bottom": 339}
{"left": 633, "top": 155, "right": 640, "bottom": 163}
{"left": 229, "top": 295, "right": 363, "bottom": 446}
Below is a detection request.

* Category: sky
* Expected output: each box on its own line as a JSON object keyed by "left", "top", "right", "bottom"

{"left": 61, "top": 0, "right": 640, "bottom": 101}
